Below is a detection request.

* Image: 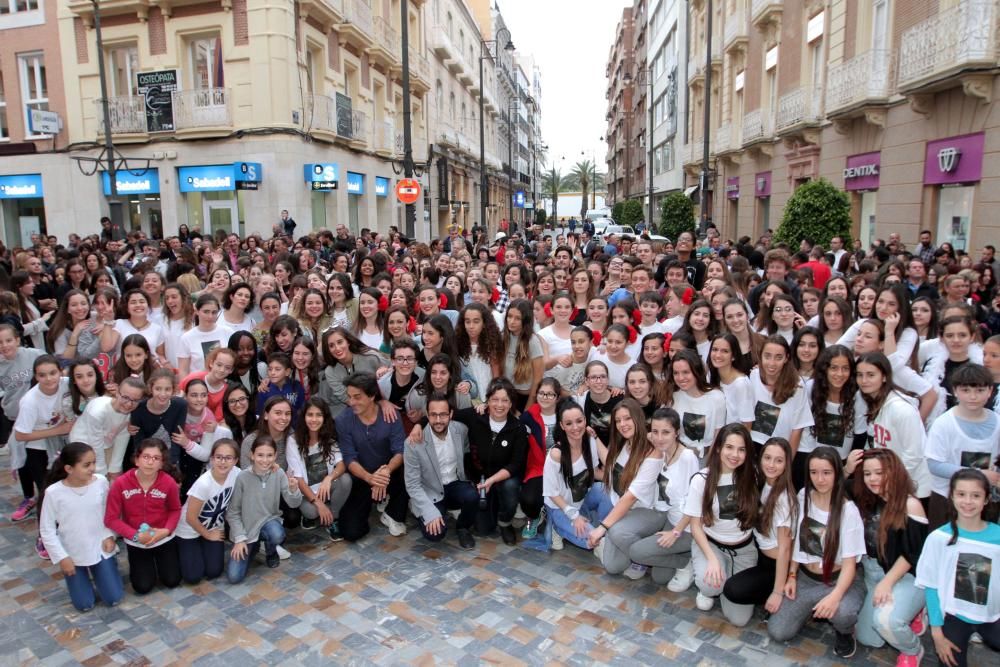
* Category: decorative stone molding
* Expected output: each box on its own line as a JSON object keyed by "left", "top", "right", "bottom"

{"left": 906, "top": 93, "right": 935, "bottom": 116}
{"left": 960, "top": 73, "right": 993, "bottom": 104}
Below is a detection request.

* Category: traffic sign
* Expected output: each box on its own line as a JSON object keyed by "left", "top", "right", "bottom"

{"left": 396, "top": 178, "right": 421, "bottom": 205}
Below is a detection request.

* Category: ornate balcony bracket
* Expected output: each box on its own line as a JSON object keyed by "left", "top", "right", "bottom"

{"left": 961, "top": 73, "right": 994, "bottom": 104}
{"left": 832, "top": 118, "right": 852, "bottom": 135}
{"left": 719, "top": 152, "right": 743, "bottom": 166}
{"left": 781, "top": 128, "right": 821, "bottom": 149}
{"left": 221, "top": 0, "right": 231, "bottom": 11}
{"left": 864, "top": 108, "right": 888, "bottom": 128}
{"left": 749, "top": 142, "right": 775, "bottom": 159}
{"left": 906, "top": 93, "right": 935, "bottom": 117}
{"left": 151, "top": 1, "right": 172, "bottom": 19}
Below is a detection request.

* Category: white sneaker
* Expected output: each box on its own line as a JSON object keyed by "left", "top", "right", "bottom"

{"left": 593, "top": 538, "right": 605, "bottom": 563}
{"left": 276, "top": 545, "right": 291, "bottom": 560}
{"left": 667, "top": 562, "right": 695, "bottom": 592}
{"left": 623, "top": 563, "right": 648, "bottom": 580}
{"left": 695, "top": 593, "right": 715, "bottom": 611}
{"left": 380, "top": 511, "right": 407, "bottom": 536}
{"left": 550, "top": 531, "right": 564, "bottom": 551}
{"left": 376, "top": 499, "right": 388, "bottom": 513}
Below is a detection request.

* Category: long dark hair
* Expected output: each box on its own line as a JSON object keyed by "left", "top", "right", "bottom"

{"left": 852, "top": 448, "right": 915, "bottom": 561}
{"left": 944, "top": 468, "right": 991, "bottom": 546}
{"left": 456, "top": 302, "right": 503, "bottom": 366}
{"left": 221, "top": 382, "right": 257, "bottom": 442}
{"left": 801, "top": 446, "right": 847, "bottom": 583}
{"left": 501, "top": 299, "right": 536, "bottom": 386}
{"left": 227, "top": 330, "right": 262, "bottom": 394}
{"left": 700, "top": 424, "right": 759, "bottom": 529}
{"left": 553, "top": 399, "right": 596, "bottom": 486}
{"left": 421, "top": 314, "right": 461, "bottom": 377}
{"left": 663, "top": 348, "right": 714, "bottom": 404}
{"left": 294, "top": 397, "right": 338, "bottom": 463}
{"left": 415, "top": 353, "right": 460, "bottom": 397}
{"left": 756, "top": 437, "right": 797, "bottom": 538}
{"left": 604, "top": 398, "right": 654, "bottom": 496}
{"left": 113, "top": 333, "right": 155, "bottom": 385}
{"left": 759, "top": 335, "right": 801, "bottom": 404}
{"left": 809, "top": 345, "right": 857, "bottom": 445}
{"left": 67, "top": 358, "right": 109, "bottom": 416}
{"left": 44, "top": 441, "right": 94, "bottom": 490}
{"left": 320, "top": 326, "right": 376, "bottom": 368}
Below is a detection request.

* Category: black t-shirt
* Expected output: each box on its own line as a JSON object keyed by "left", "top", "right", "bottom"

{"left": 655, "top": 254, "right": 705, "bottom": 289}
{"left": 128, "top": 397, "right": 189, "bottom": 471}
{"left": 388, "top": 373, "right": 418, "bottom": 409}
{"left": 584, "top": 393, "right": 623, "bottom": 447}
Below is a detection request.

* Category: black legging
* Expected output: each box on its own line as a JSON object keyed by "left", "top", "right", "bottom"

{"left": 126, "top": 539, "right": 182, "bottom": 594}
{"left": 518, "top": 476, "right": 544, "bottom": 521}
{"left": 723, "top": 551, "right": 776, "bottom": 606}
{"left": 941, "top": 613, "right": 1000, "bottom": 667}
{"left": 22, "top": 448, "right": 49, "bottom": 500}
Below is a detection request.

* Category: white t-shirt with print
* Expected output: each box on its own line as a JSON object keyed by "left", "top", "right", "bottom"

{"left": 747, "top": 369, "right": 814, "bottom": 446}
{"left": 792, "top": 489, "right": 865, "bottom": 567}
{"left": 683, "top": 469, "right": 753, "bottom": 544}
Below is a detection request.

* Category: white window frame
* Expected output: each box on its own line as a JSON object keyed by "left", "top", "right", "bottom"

{"left": 0, "top": 0, "right": 43, "bottom": 30}
{"left": 188, "top": 36, "right": 219, "bottom": 90}
{"left": 18, "top": 52, "right": 49, "bottom": 139}
{"left": 106, "top": 44, "right": 139, "bottom": 98}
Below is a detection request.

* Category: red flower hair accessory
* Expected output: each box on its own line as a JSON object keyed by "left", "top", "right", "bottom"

{"left": 439, "top": 293, "right": 448, "bottom": 310}
{"left": 682, "top": 287, "right": 695, "bottom": 305}
{"left": 378, "top": 295, "right": 389, "bottom": 312}
{"left": 626, "top": 325, "right": 638, "bottom": 344}
{"left": 543, "top": 302, "right": 553, "bottom": 318}
{"left": 662, "top": 333, "right": 673, "bottom": 353}
{"left": 407, "top": 316, "right": 418, "bottom": 334}
{"left": 591, "top": 330, "right": 602, "bottom": 346}
{"left": 492, "top": 286, "right": 501, "bottom": 304}
{"left": 632, "top": 309, "right": 642, "bottom": 327}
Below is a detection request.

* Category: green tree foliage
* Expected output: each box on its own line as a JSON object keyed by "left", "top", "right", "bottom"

{"left": 659, "top": 192, "right": 695, "bottom": 241}
{"left": 773, "top": 179, "right": 853, "bottom": 249}
{"left": 611, "top": 201, "right": 625, "bottom": 223}
{"left": 535, "top": 209, "right": 547, "bottom": 225}
{"left": 619, "top": 200, "right": 644, "bottom": 229}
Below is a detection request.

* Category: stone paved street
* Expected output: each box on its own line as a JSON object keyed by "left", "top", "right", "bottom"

{"left": 0, "top": 472, "right": 986, "bottom": 666}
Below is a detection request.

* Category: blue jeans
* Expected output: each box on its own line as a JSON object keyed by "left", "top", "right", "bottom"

{"left": 226, "top": 518, "right": 285, "bottom": 584}
{"left": 177, "top": 536, "right": 226, "bottom": 584}
{"left": 856, "top": 556, "right": 925, "bottom": 655}
{"left": 64, "top": 555, "right": 124, "bottom": 612}
{"left": 548, "top": 484, "right": 613, "bottom": 549}
{"left": 420, "top": 480, "right": 480, "bottom": 542}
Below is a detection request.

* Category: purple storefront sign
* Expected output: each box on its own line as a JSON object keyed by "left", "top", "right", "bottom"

{"left": 844, "top": 152, "right": 880, "bottom": 191}
{"left": 924, "top": 132, "right": 985, "bottom": 186}
{"left": 754, "top": 171, "right": 771, "bottom": 198}
{"left": 726, "top": 176, "right": 740, "bottom": 200}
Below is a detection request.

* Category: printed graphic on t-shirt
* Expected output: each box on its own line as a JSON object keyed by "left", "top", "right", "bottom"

{"left": 960, "top": 451, "right": 992, "bottom": 470}
{"left": 611, "top": 462, "right": 626, "bottom": 498}
{"left": 716, "top": 483, "right": 738, "bottom": 520}
{"left": 568, "top": 468, "right": 593, "bottom": 503}
{"left": 305, "top": 450, "right": 330, "bottom": 487}
{"left": 863, "top": 507, "right": 881, "bottom": 559}
{"left": 816, "top": 414, "right": 844, "bottom": 447}
{"left": 198, "top": 487, "right": 233, "bottom": 530}
{"left": 752, "top": 401, "right": 780, "bottom": 436}
{"left": 799, "top": 516, "right": 827, "bottom": 558}
{"left": 200, "top": 339, "right": 222, "bottom": 362}
{"left": 954, "top": 553, "right": 991, "bottom": 606}
{"left": 657, "top": 475, "right": 671, "bottom": 507}
{"left": 588, "top": 399, "right": 613, "bottom": 444}
{"left": 151, "top": 425, "right": 171, "bottom": 450}
{"left": 869, "top": 424, "right": 891, "bottom": 448}
{"left": 683, "top": 412, "right": 706, "bottom": 443}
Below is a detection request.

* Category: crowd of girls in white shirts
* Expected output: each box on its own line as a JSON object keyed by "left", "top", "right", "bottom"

{"left": 3, "top": 229, "right": 999, "bottom": 665}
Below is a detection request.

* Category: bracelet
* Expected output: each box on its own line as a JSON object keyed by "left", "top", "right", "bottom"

{"left": 599, "top": 522, "right": 610, "bottom": 531}
{"left": 788, "top": 571, "right": 797, "bottom": 578}
{"left": 132, "top": 531, "right": 140, "bottom": 542}
{"left": 671, "top": 529, "right": 681, "bottom": 538}
{"left": 67, "top": 341, "right": 78, "bottom": 347}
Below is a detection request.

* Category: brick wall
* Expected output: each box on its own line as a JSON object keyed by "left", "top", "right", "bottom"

{"left": 149, "top": 7, "right": 167, "bottom": 56}
{"left": 233, "top": 0, "right": 249, "bottom": 46}
{"left": 74, "top": 17, "right": 88, "bottom": 64}
{"left": 893, "top": 0, "right": 937, "bottom": 47}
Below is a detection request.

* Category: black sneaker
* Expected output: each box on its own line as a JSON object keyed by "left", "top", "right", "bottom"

{"left": 499, "top": 525, "right": 517, "bottom": 545}
{"left": 457, "top": 528, "right": 476, "bottom": 550}
{"left": 328, "top": 520, "right": 343, "bottom": 542}
{"left": 834, "top": 631, "right": 856, "bottom": 659}
{"left": 301, "top": 517, "right": 319, "bottom": 530}
{"left": 266, "top": 553, "right": 280, "bottom": 568}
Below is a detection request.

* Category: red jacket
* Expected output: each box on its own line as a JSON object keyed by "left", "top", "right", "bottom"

{"left": 799, "top": 260, "right": 831, "bottom": 290}
{"left": 104, "top": 469, "right": 182, "bottom": 539}
{"left": 519, "top": 403, "right": 549, "bottom": 482}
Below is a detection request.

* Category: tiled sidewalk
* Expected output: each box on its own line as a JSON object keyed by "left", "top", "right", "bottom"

{"left": 0, "top": 477, "right": 966, "bottom": 666}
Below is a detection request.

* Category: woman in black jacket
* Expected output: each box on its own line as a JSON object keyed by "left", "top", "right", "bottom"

{"left": 453, "top": 377, "right": 528, "bottom": 545}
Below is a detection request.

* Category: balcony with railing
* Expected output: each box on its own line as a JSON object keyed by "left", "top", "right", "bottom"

{"left": 369, "top": 15, "right": 400, "bottom": 68}
{"left": 826, "top": 50, "right": 894, "bottom": 117}
{"left": 172, "top": 88, "right": 231, "bottom": 136}
{"left": 742, "top": 108, "right": 774, "bottom": 146}
{"left": 725, "top": 8, "right": 748, "bottom": 51}
{"left": 406, "top": 46, "right": 431, "bottom": 94}
{"left": 349, "top": 109, "right": 368, "bottom": 148}
{"left": 96, "top": 97, "right": 147, "bottom": 138}
{"left": 751, "top": 0, "right": 782, "bottom": 29}
{"left": 715, "top": 122, "right": 735, "bottom": 154}
{"left": 340, "top": 0, "right": 373, "bottom": 49}
{"left": 775, "top": 86, "right": 824, "bottom": 134}
{"left": 897, "top": 0, "right": 998, "bottom": 93}
{"left": 430, "top": 25, "right": 466, "bottom": 76}
{"left": 375, "top": 119, "right": 395, "bottom": 156}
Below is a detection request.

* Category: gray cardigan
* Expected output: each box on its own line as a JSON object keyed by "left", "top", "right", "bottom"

{"left": 227, "top": 467, "right": 302, "bottom": 543}
{"left": 318, "top": 351, "right": 389, "bottom": 416}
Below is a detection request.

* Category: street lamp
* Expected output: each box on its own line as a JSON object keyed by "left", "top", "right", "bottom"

{"left": 479, "top": 27, "right": 514, "bottom": 239}
{"left": 623, "top": 68, "right": 655, "bottom": 233}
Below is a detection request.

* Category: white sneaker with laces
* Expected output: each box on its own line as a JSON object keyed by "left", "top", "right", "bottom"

{"left": 623, "top": 563, "right": 648, "bottom": 580}
{"left": 550, "top": 531, "right": 564, "bottom": 550}
{"left": 593, "top": 538, "right": 605, "bottom": 564}
{"left": 276, "top": 545, "right": 291, "bottom": 560}
{"left": 695, "top": 593, "right": 715, "bottom": 611}
{"left": 667, "top": 562, "right": 695, "bottom": 592}
{"left": 380, "top": 511, "right": 407, "bottom": 536}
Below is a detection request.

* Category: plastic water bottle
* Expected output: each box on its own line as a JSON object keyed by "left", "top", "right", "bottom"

{"left": 479, "top": 476, "right": 487, "bottom": 510}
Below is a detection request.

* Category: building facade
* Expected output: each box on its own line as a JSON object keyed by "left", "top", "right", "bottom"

{"left": 0, "top": 0, "right": 544, "bottom": 245}
{"left": 683, "top": 0, "right": 1000, "bottom": 253}
{"left": 605, "top": 7, "right": 635, "bottom": 207}
{"left": 649, "top": 0, "right": 687, "bottom": 212}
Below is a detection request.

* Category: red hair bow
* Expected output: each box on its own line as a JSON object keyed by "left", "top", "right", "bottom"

{"left": 407, "top": 316, "right": 418, "bottom": 334}
{"left": 591, "top": 330, "right": 602, "bottom": 346}
{"left": 543, "top": 302, "right": 553, "bottom": 318}
{"left": 632, "top": 308, "right": 642, "bottom": 327}
{"left": 378, "top": 295, "right": 389, "bottom": 312}
{"left": 491, "top": 286, "right": 501, "bottom": 304}
{"left": 438, "top": 293, "right": 448, "bottom": 310}
{"left": 626, "top": 325, "right": 638, "bottom": 344}
{"left": 662, "top": 333, "right": 673, "bottom": 353}
{"left": 682, "top": 287, "right": 695, "bottom": 305}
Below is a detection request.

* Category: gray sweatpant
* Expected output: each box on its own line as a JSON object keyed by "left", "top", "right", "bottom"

{"left": 690, "top": 536, "right": 758, "bottom": 598}
{"left": 299, "top": 474, "right": 353, "bottom": 520}
{"left": 601, "top": 507, "right": 665, "bottom": 575}
{"left": 628, "top": 515, "right": 692, "bottom": 584}
{"left": 768, "top": 568, "right": 866, "bottom": 642}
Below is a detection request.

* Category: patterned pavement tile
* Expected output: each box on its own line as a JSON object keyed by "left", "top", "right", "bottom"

{"left": 3, "top": 469, "right": 995, "bottom": 667}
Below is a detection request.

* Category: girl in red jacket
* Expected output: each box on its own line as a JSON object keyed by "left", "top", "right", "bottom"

{"left": 519, "top": 378, "right": 563, "bottom": 539}
{"left": 104, "top": 438, "right": 183, "bottom": 594}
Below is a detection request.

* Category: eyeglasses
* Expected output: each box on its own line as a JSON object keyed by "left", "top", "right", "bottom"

{"left": 213, "top": 455, "right": 236, "bottom": 462}
{"left": 587, "top": 375, "right": 608, "bottom": 381}
{"left": 228, "top": 396, "right": 249, "bottom": 405}
{"left": 394, "top": 356, "right": 416, "bottom": 363}
{"left": 118, "top": 395, "right": 141, "bottom": 405}
{"left": 537, "top": 391, "right": 557, "bottom": 399}
{"left": 139, "top": 454, "right": 162, "bottom": 462}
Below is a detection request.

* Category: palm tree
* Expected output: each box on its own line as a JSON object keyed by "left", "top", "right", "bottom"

{"left": 567, "top": 160, "right": 607, "bottom": 221}
{"left": 542, "top": 167, "right": 570, "bottom": 225}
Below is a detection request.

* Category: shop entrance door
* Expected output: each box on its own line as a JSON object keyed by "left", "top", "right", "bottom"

{"left": 204, "top": 199, "right": 239, "bottom": 236}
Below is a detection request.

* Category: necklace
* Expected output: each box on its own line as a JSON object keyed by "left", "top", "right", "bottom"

{"left": 253, "top": 469, "right": 273, "bottom": 489}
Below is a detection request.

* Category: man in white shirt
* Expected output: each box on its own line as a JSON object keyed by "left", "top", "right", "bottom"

{"left": 403, "top": 394, "right": 477, "bottom": 549}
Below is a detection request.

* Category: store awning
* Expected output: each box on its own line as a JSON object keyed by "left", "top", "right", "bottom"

{"left": 684, "top": 185, "right": 699, "bottom": 198}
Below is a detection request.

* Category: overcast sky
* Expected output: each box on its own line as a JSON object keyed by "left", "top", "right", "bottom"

{"left": 499, "top": 0, "right": 630, "bottom": 178}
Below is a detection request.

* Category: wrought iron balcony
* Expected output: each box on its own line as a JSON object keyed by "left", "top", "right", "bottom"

{"left": 775, "top": 86, "right": 824, "bottom": 133}
{"left": 172, "top": 88, "right": 231, "bottom": 132}
{"left": 375, "top": 119, "right": 394, "bottom": 156}
{"left": 725, "top": 8, "right": 748, "bottom": 51}
{"left": 96, "top": 96, "right": 146, "bottom": 136}
{"left": 897, "top": 0, "right": 998, "bottom": 92}
{"left": 826, "top": 50, "right": 894, "bottom": 116}
{"left": 742, "top": 108, "right": 774, "bottom": 145}
{"left": 369, "top": 16, "right": 400, "bottom": 67}
{"left": 349, "top": 108, "right": 368, "bottom": 148}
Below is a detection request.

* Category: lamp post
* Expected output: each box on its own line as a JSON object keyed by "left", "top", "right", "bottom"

{"left": 700, "top": 1, "right": 713, "bottom": 237}
{"left": 623, "top": 68, "right": 655, "bottom": 233}
{"left": 507, "top": 95, "right": 518, "bottom": 231}
{"left": 479, "top": 27, "right": 514, "bottom": 240}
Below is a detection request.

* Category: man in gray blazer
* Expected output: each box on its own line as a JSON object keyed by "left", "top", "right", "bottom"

{"left": 404, "top": 393, "right": 478, "bottom": 549}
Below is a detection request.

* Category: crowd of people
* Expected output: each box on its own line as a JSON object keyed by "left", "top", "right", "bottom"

{"left": 2, "top": 218, "right": 999, "bottom": 665}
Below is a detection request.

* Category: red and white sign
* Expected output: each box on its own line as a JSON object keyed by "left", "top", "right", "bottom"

{"left": 396, "top": 178, "right": 421, "bottom": 205}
